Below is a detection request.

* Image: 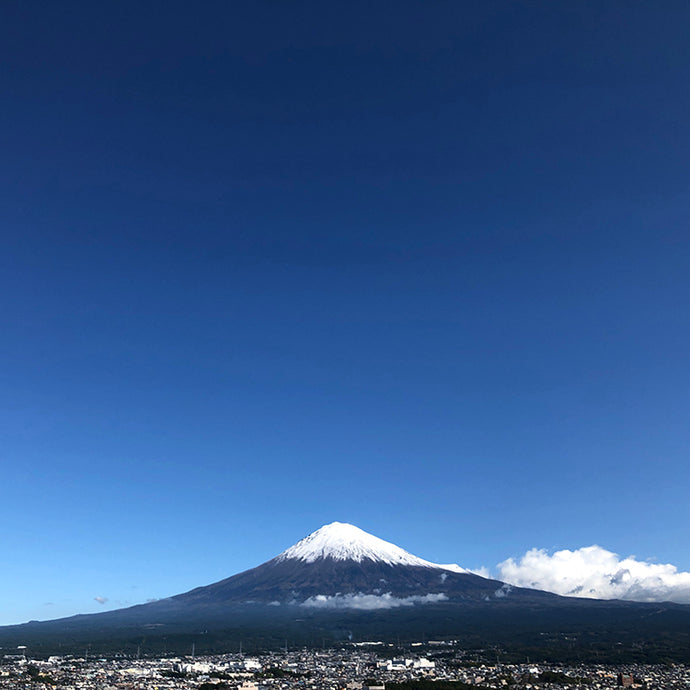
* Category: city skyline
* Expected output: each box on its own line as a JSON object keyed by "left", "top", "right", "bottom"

{"left": 1, "top": 1, "right": 689, "bottom": 626}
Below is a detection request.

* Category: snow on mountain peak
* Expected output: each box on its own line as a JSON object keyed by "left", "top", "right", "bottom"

{"left": 275, "top": 522, "right": 465, "bottom": 572}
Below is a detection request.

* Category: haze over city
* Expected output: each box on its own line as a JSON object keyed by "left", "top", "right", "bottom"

{"left": 1, "top": 1, "right": 689, "bottom": 627}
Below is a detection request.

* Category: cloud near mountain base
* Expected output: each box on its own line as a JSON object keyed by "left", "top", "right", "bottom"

{"left": 301, "top": 592, "right": 448, "bottom": 610}
{"left": 496, "top": 546, "right": 690, "bottom": 604}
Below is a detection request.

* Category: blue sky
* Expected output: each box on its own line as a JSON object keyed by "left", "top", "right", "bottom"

{"left": 1, "top": 1, "right": 689, "bottom": 625}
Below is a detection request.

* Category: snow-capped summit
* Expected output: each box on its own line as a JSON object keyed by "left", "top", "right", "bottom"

{"left": 275, "top": 521, "right": 465, "bottom": 572}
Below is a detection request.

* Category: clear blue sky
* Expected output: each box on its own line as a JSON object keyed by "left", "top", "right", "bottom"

{"left": 1, "top": 1, "right": 689, "bottom": 625}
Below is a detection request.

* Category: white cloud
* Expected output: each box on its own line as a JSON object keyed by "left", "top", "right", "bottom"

{"left": 494, "top": 583, "right": 512, "bottom": 598}
{"left": 301, "top": 592, "right": 448, "bottom": 610}
{"left": 496, "top": 546, "right": 690, "bottom": 604}
{"left": 467, "top": 566, "right": 491, "bottom": 578}
{"left": 94, "top": 596, "right": 108, "bottom": 605}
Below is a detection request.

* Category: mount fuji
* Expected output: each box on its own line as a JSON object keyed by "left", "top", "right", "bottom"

{"left": 165, "top": 521, "right": 522, "bottom": 609}
{"left": 2, "top": 522, "right": 690, "bottom": 658}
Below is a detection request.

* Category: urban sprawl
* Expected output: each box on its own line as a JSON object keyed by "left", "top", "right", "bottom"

{"left": 2, "top": 644, "right": 688, "bottom": 690}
